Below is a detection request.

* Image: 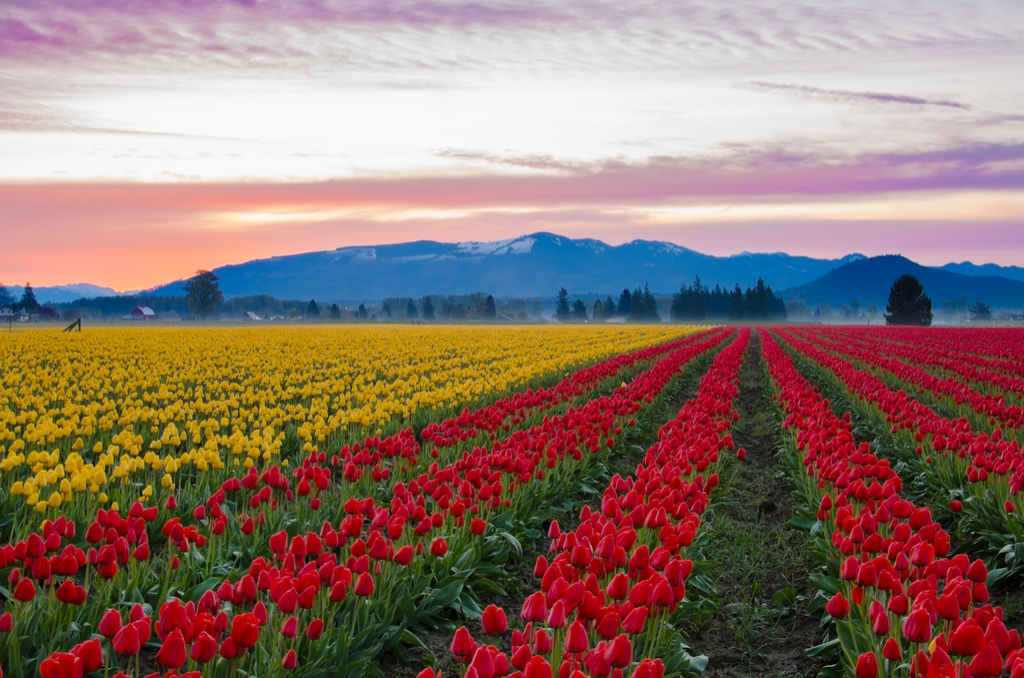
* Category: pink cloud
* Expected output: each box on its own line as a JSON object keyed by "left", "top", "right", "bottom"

{"left": 5, "top": 142, "right": 1022, "bottom": 212}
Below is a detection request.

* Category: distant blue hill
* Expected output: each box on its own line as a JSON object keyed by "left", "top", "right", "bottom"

{"left": 780, "top": 255, "right": 1024, "bottom": 310}
{"left": 937, "top": 261, "right": 1024, "bottom": 283}
{"left": 5, "top": 283, "right": 119, "bottom": 305}
{"left": 145, "top": 232, "right": 867, "bottom": 301}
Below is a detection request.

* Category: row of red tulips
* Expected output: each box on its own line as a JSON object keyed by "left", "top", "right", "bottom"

{"left": 761, "top": 328, "right": 1024, "bottom": 678}
{"left": 881, "top": 328, "right": 1024, "bottom": 379}
{"left": 422, "top": 329, "right": 750, "bottom": 678}
{"left": 421, "top": 335, "right": 709, "bottom": 448}
{"left": 772, "top": 328, "right": 1024, "bottom": 579}
{"left": 322, "top": 331, "right": 723, "bottom": 505}
{"left": 307, "top": 330, "right": 729, "bottom": 519}
{"left": 787, "top": 327, "right": 1023, "bottom": 430}
{"left": 817, "top": 327, "right": 1024, "bottom": 401}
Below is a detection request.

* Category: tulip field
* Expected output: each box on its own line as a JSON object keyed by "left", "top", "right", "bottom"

{"left": 1, "top": 323, "right": 1024, "bottom": 678}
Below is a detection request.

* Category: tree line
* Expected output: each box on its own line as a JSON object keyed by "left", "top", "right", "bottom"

{"left": 555, "top": 285, "right": 663, "bottom": 322}
{"left": 669, "top": 277, "right": 787, "bottom": 321}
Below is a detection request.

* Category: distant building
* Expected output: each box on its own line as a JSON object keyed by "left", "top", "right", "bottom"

{"left": 121, "top": 306, "right": 156, "bottom": 321}
{"left": 243, "top": 311, "right": 262, "bottom": 321}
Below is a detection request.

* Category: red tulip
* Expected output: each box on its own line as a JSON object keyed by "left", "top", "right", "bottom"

{"left": 621, "top": 606, "right": 648, "bottom": 634}
{"left": 38, "top": 654, "right": 82, "bottom": 678}
{"left": 330, "top": 581, "right": 348, "bottom": 603}
{"left": 604, "top": 634, "right": 632, "bottom": 668}
{"left": 951, "top": 621, "right": 986, "bottom": 657}
{"left": 155, "top": 629, "right": 187, "bottom": 669}
{"left": 825, "top": 592, "right": 849, "bottom": 619}
{"left": 511, "top": 645, "right": 532, "bottom": 671}
{"left": 129, "top": 603, "right": 147, "bottom": 623}
{"left": 967, "top": 559, "right": 989, "bottom": 583}
{"left": 451, "top": 626, "right": 477, "bottom": 663}
{"left": 596, "top": 611, "right": 620, "bottom": 640}
{"left": 854, "top": 652, "right": 877, "bottom": 678}
{"left": 631, "top": 659, "right": 665, "bottom": 678}
{"left": 112, "top": 624, "right": 141, "bottom": 656}
{"left": 902, "top": 608, "right": 932, "bottom": 644}
{"left": 13, "top": 577, "right": 35, "bottom": 602}
{"left": 881, "top": 638, "right": 901, "bottom": 662}
{"left": 306, "top": 618, "right": 325, "bottom": 640}
{"left": 220, "top": 638, "right": 242, "bottom": 659}
{"left": 936, "top": 594, "right": 960, "bottom": 621}
{"left": 190, "top": 631, "right": 218, "bottom": 663}
{"left": 521, "top": 592, "right": 548, "bottom": 622}
{"left": 354, "top": 572, "right": 375, "bottom": 597}
{"left": 0, "top": 612, "right": 11, "bottom": 632}
{"left": 230, "top": 613, "right": 260, "bottom": 648}
{"left": 481, "top": 605, "right": 508, "bottom": 636}
{"left": 533, "top": 629, "right": 552, "bottom": 654}
{"left": 281, "top": 649, "right": 298, "bottom": 669}
{"left": 98, "top": 609, "right": 122, "bottom": 638}
{"left": 71, "top": 639, "right": 103, "bottom": 672}
{"left": 281, "top": 616, "right": 299, "bottom": 638}
{"left": 430, "top": 538, "right": 448, "bottom": 557}
{"left": 969, "top": 642, "right": 1003, "bottom": 677}
{"left": 565, "top": 620, "right": 589, "bottom": 655}
{"left": 470, "top": 646, "right": 496, "bottom": 678}
{"left": 546, "top": 600, "right": 567, "bottom": 629}
{"left": 394, "top": 545, "right": 413, "bottom": 566}
{"left": 269, "top": 530, "right": 288, "bottom": 554}
{"left": 524, "top": 656, "right": 553, "bottom": 678}
{"left": 871, "top": 612, "right": 889, "bottom": 636}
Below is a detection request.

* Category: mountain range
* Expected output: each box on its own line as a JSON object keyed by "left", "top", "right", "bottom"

{"left": 11, "top": 232, "right": 1024, "bottom": 310}
{"left": 5, "top": 283, "right": 120, "bottom": 305}
{"left": 144, "top": 232, "right": 868, "bottom": 301}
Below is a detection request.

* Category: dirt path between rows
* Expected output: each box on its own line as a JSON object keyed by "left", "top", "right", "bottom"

{"left": 693, "top": 331, "right": 829, "bottom": 678}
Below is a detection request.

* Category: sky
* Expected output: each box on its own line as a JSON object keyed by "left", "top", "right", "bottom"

{"left": 2, "top": 0, "right": 1023, "bottom": 291}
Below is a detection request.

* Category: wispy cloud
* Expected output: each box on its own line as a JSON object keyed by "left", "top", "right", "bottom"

{"left": 6, "top": 142, "right": 1022, "bottom": 213}
{"left": 740, "top": 81, "right": 971, "bottom": 110}
{"left": 435, "top": 149, "right": 592, "bottom": 172}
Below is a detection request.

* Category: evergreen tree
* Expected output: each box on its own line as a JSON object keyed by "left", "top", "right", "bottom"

{"left": 593, "top": 299, "right": 603, "bottom": 320}
{"left": 20, "top": 283, "right": 39, "bottom": 313}
{"left": 642, "top": 284, "right": 659, "bottom": 321}
{"left": 329, "top": 303, "right": 341, "bottom": 319}
{"left": 555, "top": 288, "right": 571, "bottom": 321}
{"left": 692, "top": 276, "right": 706, "bottom": 319}
{"left": 604, "top": 296, "right": 616, "bottom": 316}
{"left": 885, "top": 275, "right": 932, "bottom": 326}
{"left": 0, "top": 283, "right": 13, "bottom": 308}
{"left": 483, "top": 295, "right": 497, "bottom": 319}
{"left": 357, "top": 303, "right": 368, "bottom": 320}
{"left": 728, "top": 284, "right": 745, "bottom": 320}
{"left": 617, "top": 288, "right": 632, "bottom": 317}
{"left": 307, "top": 299, "right": 320, "bottom": 317}
{"left": 406, "top": 299, "right": 418, "bottom": 319}
{"left": 572, "top": 299, "right": 588, "bottom": 320}
{"left": 629, "top": 288, "right": 643, "bottom": 321}
{"left": 745, "top": 278, "right": 769, "bottom": 320}
{"left": 421, "top": 297, "right": 435, "bottom": 320}
{"left": 382, "top": 301, "right": 392, "bottom": 319}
